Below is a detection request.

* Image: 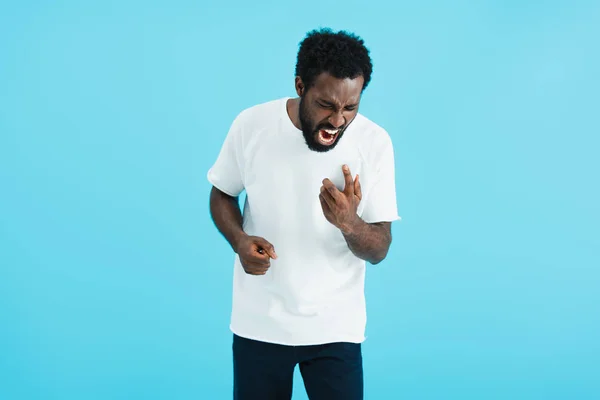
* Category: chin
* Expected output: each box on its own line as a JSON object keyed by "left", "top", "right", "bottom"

{"left": 302, "top": 123, "right": 348, "bottom": 152}
{"left": 304, "top": 133, "right": 343, "bottom": 153}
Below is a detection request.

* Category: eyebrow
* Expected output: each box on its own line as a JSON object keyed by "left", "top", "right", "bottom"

{"left": 318, "top": 98, "right": 358, "bottom": 108}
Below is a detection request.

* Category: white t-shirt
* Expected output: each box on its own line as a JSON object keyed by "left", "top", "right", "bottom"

{"left": 207, "top": 97, "right": 400, "bottom": 346}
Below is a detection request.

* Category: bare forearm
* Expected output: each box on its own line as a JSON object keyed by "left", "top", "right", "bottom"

{"left": 209, "top": 186, "right": 246, "bottom": 252}
{"left": 341, "top": 218, "right": 392, "bottom": 264}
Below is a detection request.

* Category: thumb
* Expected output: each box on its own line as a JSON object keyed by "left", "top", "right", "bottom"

{"left": 255, "top": 237, "right": 278, "bottom": 259}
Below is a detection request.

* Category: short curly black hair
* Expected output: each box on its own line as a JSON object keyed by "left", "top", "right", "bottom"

{"left": 295, "top": 28, "right": 373, "bottom": 92}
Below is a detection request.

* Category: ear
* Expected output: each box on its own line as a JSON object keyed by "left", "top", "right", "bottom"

{"left": 295, "top": 76, "right": 305, "bottom": 97}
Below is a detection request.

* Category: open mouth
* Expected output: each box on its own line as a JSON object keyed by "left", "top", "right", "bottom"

{"left": 316, "top": 128, "right": 340, "bottom": 146}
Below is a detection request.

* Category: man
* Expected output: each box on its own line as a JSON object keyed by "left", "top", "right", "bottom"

{"left": 207, "top": 28, "right": 400, "bottom": 400}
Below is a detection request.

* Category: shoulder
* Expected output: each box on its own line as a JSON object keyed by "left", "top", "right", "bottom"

{"left": 226, "top": 98, "right": 285, "bottom": 151}
{"left": 351, "top": 113, "right": 394, "bottom": 154}
{"left": 234, "top": 98, "right": 286, "bottom": 127}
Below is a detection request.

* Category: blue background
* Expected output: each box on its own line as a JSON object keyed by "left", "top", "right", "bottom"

{"left": 1, "top": 1, "right": 599, "bottom": 399}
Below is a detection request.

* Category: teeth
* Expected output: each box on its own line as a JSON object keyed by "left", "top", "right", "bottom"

{"left": 318, "top": 129, "right": 337, "bottom": 145}
{"left": 319, "top": 129, "right": 334, "bottom": 144}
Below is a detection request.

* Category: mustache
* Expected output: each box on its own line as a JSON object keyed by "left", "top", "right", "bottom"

{"left": 316, "top": 124, "right": 343, "bottom": 131}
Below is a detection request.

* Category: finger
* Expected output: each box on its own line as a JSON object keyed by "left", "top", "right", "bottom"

{"left": 245, "top": 260, "right": 270, "bottom": 268}
{"left": 241, "top": 257, "right": 270, "bottom": 273}
{"left": 320, "top": 186, "right": 337, "bottom": 210}
{"left": 255, "top": 238, "right": 277, "bottom": 259}
{"left": 319, "top": 193, "right": 333, "bottom": 216}
{"left": 342, "top": 165, "right": 354, "bottom": 195}
{"left": 244, "top": 266, "right": 269, "bottom": 275}
{"left": 354, "top": 174, "right": 362, "bottom": 200}
{"left": 249, "top": 245, "right": 270, "bottom": 261}
{"left": 322, "top": 178, "right": 343, "bottom": 201}
{"left": 245, "top": 257, "right": 271, "bottom": 268}
{"left": 245, "top": 251, "right": 271, "bottom": 266}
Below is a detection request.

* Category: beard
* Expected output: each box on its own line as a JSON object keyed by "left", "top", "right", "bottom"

{"left": 298, "top": 96, "right": 347, "bottom": 153}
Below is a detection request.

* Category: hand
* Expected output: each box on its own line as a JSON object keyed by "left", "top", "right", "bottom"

{"left": 235, "top": 234, "right": 278, "bottom": 275}
{"left": 319, "top": 165, "right": 362, "bottom": 234}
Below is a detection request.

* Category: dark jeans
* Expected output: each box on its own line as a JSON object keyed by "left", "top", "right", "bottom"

{"left": 232, "top": 334, "right": 363, "bottom": 400}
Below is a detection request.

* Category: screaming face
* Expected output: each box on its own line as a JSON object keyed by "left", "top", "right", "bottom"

{"left": 297, "top": 72, "right": 364, "bottom": 153}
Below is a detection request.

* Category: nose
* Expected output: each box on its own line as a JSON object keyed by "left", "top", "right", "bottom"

{"left": 328, "top": 111, "right": 345, "bottom": 129}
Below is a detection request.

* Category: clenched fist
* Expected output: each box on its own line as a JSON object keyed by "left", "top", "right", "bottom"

{"left": 235, "top": 234, "right": 277, "bottom": 275}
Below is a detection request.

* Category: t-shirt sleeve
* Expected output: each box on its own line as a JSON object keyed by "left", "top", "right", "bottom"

{"left": 361, "top": 138, "right": 401, "bottom": 223}
{"left": 207, "top": 113, "right": 245, "bottom": 197}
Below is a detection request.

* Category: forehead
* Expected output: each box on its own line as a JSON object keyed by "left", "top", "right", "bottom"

{"left": 310, "top": 72, "right": 363, "bottom": 104}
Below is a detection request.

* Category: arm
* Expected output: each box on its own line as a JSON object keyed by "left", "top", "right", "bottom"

{"left": 209, "top": 186, "right": 245, "bottom": 252}
{"left": 319, "top": 165, "right": 394, "bottom": 265}
{"left": 209, "top": 186, "right": 277, "bottom": 275}
{"left": 207, "top": 112, "right": 276, "bottom": 275}
{"left": 341, "top": 219, "right": 392, "bottom": 265}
